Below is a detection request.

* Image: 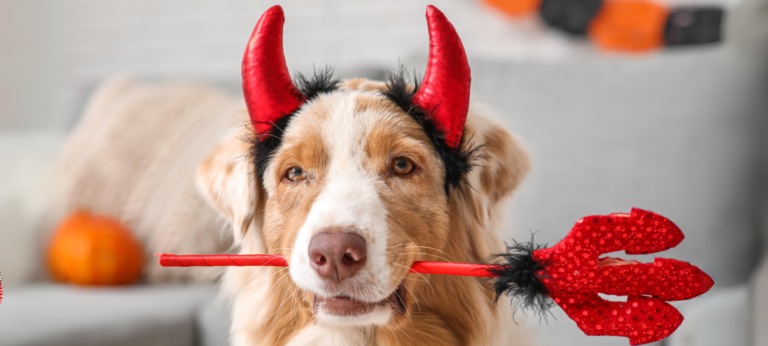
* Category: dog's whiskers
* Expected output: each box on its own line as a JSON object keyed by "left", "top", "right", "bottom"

{"left": 391, "top": 263, "right": 431, "bottom": 285}
{"left": 265, "top": 269, "right": 294, "bottom": 297}
{"left": 269, "top": 280, "right": 296, "bottom": 337}
{"left": 394, "top": 252, "right": 456, "bottom": 264}
{"left": 392, "top": 317, "right": 415, "bottom": 342}
{"left": 290, "top": 285, "right": 298, "bottom": 329}
{"left": 396, "top": 275, "right": 423, "bottom": 315}
{"left": 385, "top": 243, "right": 458, "bottom": 263}
{"left": 403, "top": 245, "right": 458, "bottom": 262}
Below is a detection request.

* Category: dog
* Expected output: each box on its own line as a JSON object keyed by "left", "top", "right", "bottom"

{"left": 196, "top": 5, "right": 536, "bottom": 346}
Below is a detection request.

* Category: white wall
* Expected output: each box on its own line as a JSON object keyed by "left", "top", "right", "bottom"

{"left": 0, "top": 0, "right": 586, "bottom": 131}
{"left": 0, "top": 0, "right": 65, "bottom": 130}
{"left": 3, "top": 0, "right": 759, "bottom": 131}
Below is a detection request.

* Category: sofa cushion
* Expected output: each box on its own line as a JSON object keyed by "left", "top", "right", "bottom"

{"left": 195, "top": 293, "right": 232, "bottom": 346}
{"left": 0, "top": 284, "right": 214, "bottom": 346}
{"left": 45, "top": 77, "right": 247, "bottom": 283}
{"left": 753, "top": 255, "right": 767, "bottom": 345}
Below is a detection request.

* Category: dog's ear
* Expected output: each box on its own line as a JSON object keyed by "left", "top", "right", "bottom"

{"left": 467, "top": 112, "right": 531, "bottom": 204}
{"left": 196, "top": 124, "right": 264, "bottom": 243}
{"left": 459, "top": 111, "right": 531, "bottom": 260}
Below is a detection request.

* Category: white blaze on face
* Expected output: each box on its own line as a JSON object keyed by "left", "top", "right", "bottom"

{"left": 287, "top": 94, "right": 394, "bottom": 322}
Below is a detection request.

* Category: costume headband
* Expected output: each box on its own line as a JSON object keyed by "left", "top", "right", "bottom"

{"left": 243, "top": 5, "right": 470, "bottom": 149}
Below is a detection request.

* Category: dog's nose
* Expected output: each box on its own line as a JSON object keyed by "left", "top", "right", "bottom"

{"left": 308, "top": 231, "right": 366, "bottom": 282}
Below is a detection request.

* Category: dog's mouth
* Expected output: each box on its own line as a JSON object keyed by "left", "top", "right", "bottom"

{"left": 313, "top": 282, "right": 407, "bottom": 317}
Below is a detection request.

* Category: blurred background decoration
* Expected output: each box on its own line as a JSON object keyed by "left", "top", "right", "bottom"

{"left": 485, "top": 0, "right": 724, "bottom": 52}
{"left": 48, "top": 211, "right": 144, "bottom": 286}
{"left": 0, "top": 1, "right": 767, "bottom": 346}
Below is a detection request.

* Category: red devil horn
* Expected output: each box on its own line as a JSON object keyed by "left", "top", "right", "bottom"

{"left": 412, "top": 6, "right": 472, "bottom": 149}
{"left": 242, "top": 5, "right": 306, "bottom": 137}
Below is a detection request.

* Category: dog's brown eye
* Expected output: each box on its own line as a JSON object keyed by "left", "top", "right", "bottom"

{"left": 391, "top": 157, "right": 414, "bottom": 175}
{"left": 286, "top": 167, "right": 306, "bottom": 182}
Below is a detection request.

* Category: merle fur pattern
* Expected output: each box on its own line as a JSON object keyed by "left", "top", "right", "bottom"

{"left": 381, "top": 67, "right": 481, "bottom": 193}
{"left": 488, "top": 237, "right": 554, "bottom": 318}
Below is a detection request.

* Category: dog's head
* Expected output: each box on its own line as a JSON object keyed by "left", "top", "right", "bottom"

{"left": 197, "top": 5, "right": 530, "bottom": 333}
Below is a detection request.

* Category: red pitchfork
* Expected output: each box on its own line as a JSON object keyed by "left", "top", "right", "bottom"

{"left": 158, "top": 208, "right": 713, "bottom": 345}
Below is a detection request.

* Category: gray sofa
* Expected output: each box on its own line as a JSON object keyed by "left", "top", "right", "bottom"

{"left": 0, "top": 285, "right": 220, "bottom": 346}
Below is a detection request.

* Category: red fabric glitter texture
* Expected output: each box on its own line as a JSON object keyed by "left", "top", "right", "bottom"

{"left": 533, "top": 208, "right": 714, "bottom": 345}
{"left": 242, "top": 5, "right": 306, "bottom": 137}
{"left": 412, "top": 6, "right": 472, "bottom": 149}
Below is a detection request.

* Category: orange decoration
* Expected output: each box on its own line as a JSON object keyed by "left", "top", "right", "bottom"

{"left": 48, "top": 211, "right": 143, "bottom": 285}
{"left": 483, "top": 0, "right": 542, "bottom": 17}
{"left": 588, "top": 0, "right": 669, "bottom": 52}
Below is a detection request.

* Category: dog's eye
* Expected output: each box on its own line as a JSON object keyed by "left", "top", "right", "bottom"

{"left": 391, "top": 157, "right": 414, "bottom": 175}
{"left": 285, "top": 167, "right": 307, "bottom": 182}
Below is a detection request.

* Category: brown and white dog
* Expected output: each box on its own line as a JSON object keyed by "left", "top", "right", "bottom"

{"left": 196, "top": 5, "right": 536, "bottom": 346}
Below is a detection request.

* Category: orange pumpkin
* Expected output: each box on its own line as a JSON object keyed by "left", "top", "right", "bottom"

{"left": 48, "top": 211, "right": 144, "bottom": 285}
{"left": 483, "top": 0, "right": 541, "bottom": 17}
{"left": 588, "top": 0, "right": 668, "bottom": 52}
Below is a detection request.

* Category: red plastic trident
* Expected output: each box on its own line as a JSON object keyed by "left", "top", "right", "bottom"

{"left": 533, "top": 208, "right": 714, "bottom": 345}
{"left": 158, "top": 208, "right": 712, "bottom": 345}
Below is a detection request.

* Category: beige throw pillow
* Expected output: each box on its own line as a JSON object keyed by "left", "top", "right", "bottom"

{"left": 46, "top": 77, "right": 248, "bottom": 283}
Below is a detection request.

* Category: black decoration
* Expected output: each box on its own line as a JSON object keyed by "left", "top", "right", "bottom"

{"left": 540, "top": 0, "right": 603, "bottom": 35}
{"left": 488, "top": 238, "right": 554, "bottom": 317}
{"left": 664, "top": 7, "right": 724, "bottom": 46}
{"left": 294, "top": 66, "right": 340, "bottom": 101}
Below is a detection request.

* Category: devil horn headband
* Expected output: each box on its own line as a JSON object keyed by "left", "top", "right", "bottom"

{"left": 414, "top": 5, "right": 471, "bottom": 149}
{"left": 242, "top": 5, "right": 305, "bottom": 136}
{"left": 243, "top": 5, "right": 471, "bottom": 149}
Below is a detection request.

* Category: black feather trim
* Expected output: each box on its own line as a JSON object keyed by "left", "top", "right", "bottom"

{"left": 295, "top": 66, "right": 340, "bottom": 101}
{"left": 251, "top": 113, "right": 294, "bottom": 178}
{"left": 488, "top": 237, "right": 554, "bottom": 317}
{"left": 381, "top": 67, "right": 480, "bottom": 193}
{"left": 251, "top": 67, "right": 340, "bottom": 178}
